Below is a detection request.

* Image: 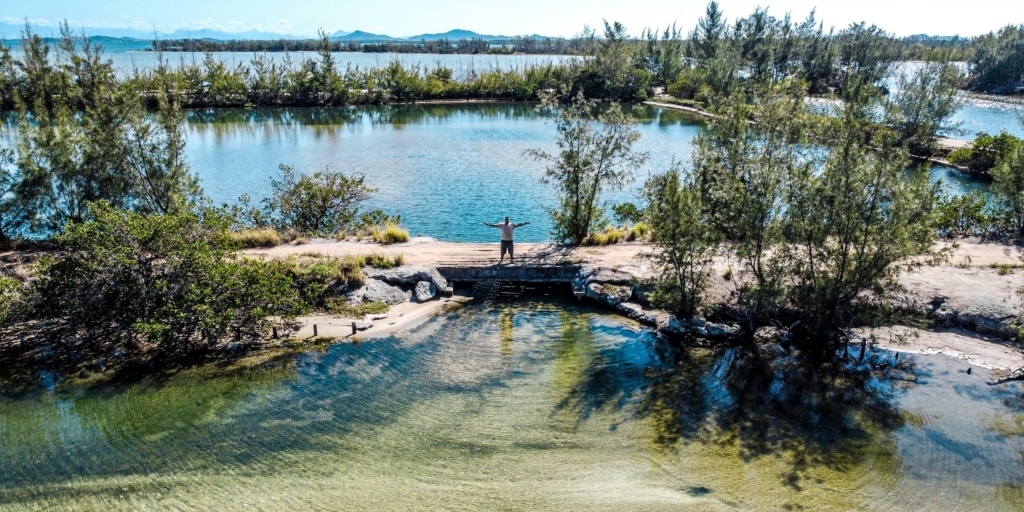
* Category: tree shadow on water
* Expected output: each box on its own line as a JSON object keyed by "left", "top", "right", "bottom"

{"left": 636, "top": 341, "right": 915, "bottom": 489}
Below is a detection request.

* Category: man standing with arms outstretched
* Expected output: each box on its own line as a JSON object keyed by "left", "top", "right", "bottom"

{"left": 484, "top": 217, "right": 530, "bottom": 264}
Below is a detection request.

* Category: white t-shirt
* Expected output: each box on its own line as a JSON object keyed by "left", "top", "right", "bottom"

{"left": 498, "top": 223, "right": 516, "bottom": 241}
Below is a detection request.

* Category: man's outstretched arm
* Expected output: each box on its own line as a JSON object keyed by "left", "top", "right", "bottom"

{"left": 483, "top": 222, "right": 499, "bottom": 227}
{"left": 513, "top": 221, "right": 531, "bottom": 228}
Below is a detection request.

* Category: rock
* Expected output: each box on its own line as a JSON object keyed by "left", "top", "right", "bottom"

{"left": 366, "top": 313, "right": 388, "bottom": 321}
{"left": 616, "top": 302, "right": 645, "bottom": 320}
{"left": 574, "top": 267, "right": 636, "bottom": 288}
{"left": 586, "top": 282, "right": 632, "bottom": 307}
{"left": 366, "top": 266, "right": 448, "bottom": 291}
{"left": 414, "top": 281, "right": 437, "bottom": 302}
{"left": 658, "top": 316, "right": 741, "bottom": 341}
{"left": 362, "top": 279, "right": 412, "bottom": 305}
{"left": 345, "top": 285, "right": 366, "bottom": 303}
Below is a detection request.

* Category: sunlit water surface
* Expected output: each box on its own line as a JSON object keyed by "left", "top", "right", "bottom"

{"left": 0, "top": 101, "right": 1008, "bottom": 241}
{"left": 1, "top": 302, "right": 1022, "bottom": 511}
{"left": 175, "top": 103, "right": 987, "bottom": 242}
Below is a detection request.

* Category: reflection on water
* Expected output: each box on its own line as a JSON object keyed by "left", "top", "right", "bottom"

{"left": 180, "top": 103, "right": 704, "bottom": 242}
{"left": 1, "top": 302, "right": 1022, "bottom": 510}
{"left": 0, "top": 102, "right": 995, "bottom": 241}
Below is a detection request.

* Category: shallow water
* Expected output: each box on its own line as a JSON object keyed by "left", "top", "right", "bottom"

{"left": 1, "top": 302, "right": 1021, "bottom": 511}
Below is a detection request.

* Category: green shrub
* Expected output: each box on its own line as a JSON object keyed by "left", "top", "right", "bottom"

{"left": 372, "top": 223, "right": 411, "bottom": 245}
{"left": 260, "top": 164, "right": 376, "bottom": 236}
{"left": 285, "top": 256, "right": 365, "bottom": 310}
{"left": 667, "top": 68, "right": 704, "bottom": 100}
{"left": 933, "top": 192, "right": 990, "bottom": 237}
{"left": 948, "top": 132, "right": 1023, "bottom": 175}
{"left": 27, "top": 202, "right": 302, "bottom": 364}
{"left": 0, "top": 275, "right": 25, "bottom": 327}
{"left": 612, "top": 202, "right": 644, "bottom": 225}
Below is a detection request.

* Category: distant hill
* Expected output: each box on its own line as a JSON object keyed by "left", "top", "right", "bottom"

{"left": 329, "top": 30, "right": 403, "bottom": 42}
{"left": 406, "top": 29, "right": 510, "bottom": 41}
{"left": 0, "top": 21, "right": 557, "bottom": 44}
{"left": 905, "top": 34, "right": 960, "bottom": 42}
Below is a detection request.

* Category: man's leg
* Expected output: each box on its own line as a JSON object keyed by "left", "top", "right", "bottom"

{"left": 509, "top": 241, "right": 515, "bottom": 263}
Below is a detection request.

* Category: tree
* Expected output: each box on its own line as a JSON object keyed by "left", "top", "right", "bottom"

{"left": 948, "top": 131, "right": 1023, "bottom": 175}
{"left": 527, "top": 93, "right": 647, "bottom": 245}
{"left": 643, "top": 164, "right": 720, "bottom": 317}
{"left": 967, "top": 24, "right": 1024, "bottom": 94}
{"left": 694, "top": 82, "right": 812, "bottom": 330}
{"left": 690, "top": 1, "right": 728, "bottom": 66}
{"left": 9, "top": 27, "right": 201, "bottom": 237}
{"left": 25, "top": 202, "right": 302, "bottom": 364}
{"left": 990, "top": 141, "right": 1024, "bottom": 236}
{"left": 884, "top": 61, "right": 964, "bottom": 154}
{"left": 783, "top": 104, "right": 938, "bottom": 353}
{"left": 0, "top": 145, "right": 26, "bottom": 244}
{"left": 259, "top": 164, "right": 376, "bottom": 236}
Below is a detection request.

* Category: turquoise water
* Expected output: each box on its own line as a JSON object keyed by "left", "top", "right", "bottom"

{"left": 179, "top": 103, "right": 991, "bottom": 242}
{"left": 0, "top": 302, "right": 1021, "bottom": 511}
{"left": 182, "top": 103, "right": 703, "bottom": 242}
{"left": 0, "top": 102, "right": 1004, "bottom": 241}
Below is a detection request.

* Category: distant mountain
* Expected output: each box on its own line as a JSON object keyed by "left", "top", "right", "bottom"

{"left": 0, "top": 21, "right": 557, "bottom": 44}
{"left": 905, "top": 33, "right": 959, "bottom": 42}
{"left": 329, "top": 30, "right": 403, "bottom": 42}
{"left": 406, "top": 29, "right": 509, "bottom": 41}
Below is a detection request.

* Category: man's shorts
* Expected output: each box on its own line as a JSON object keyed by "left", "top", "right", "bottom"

{"left": 501, "top": 240, "right": 514, "bottom": 256}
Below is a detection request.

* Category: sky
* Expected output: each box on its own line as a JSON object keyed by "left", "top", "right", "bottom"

{"left": 2, "top": 0, "right": 1022, "bottom": 38}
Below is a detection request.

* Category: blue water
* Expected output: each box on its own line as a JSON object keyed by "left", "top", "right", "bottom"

{"left": 178, "top": 103, "right": 992, "bottom": 242}
{"left": 182, "top": 104, "right": 702, "bottom": 242}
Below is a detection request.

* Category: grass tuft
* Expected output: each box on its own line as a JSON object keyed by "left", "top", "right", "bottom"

{"left": 584, "top": 227, "right": 625, "bottom": 246}
{"left": 229, "top": 228, "right": 283, "bottom": 248}
{"left": 372, "top": 223, "right": 411, "bottom": 245}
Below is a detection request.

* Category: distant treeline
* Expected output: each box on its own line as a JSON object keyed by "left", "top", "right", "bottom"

{"left": 142, "top": 17, "right": 1023, "bottom": 96}
{"left": 152, "top": 35, "right": 585, "bottom": 55}
{"left": 1, "top": 1, "right": 1021, "bottom": 115}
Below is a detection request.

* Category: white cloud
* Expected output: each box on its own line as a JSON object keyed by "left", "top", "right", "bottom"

{"left": 2, "top": 16, "right": 56, "bottom": 27}
{"left": 279, "top": 18, "right": 291, "bottom": 29}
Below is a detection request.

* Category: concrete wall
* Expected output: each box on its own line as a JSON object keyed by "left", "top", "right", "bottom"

{"left": 437, "top": 265, "right": 582, "bottom": 283}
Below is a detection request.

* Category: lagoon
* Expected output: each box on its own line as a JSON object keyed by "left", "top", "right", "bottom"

{"left": 176, "top": 103, "right": 993, "bottom": 242}
{"left": 0, "top": 301, "right": 1021, "bottom": 511}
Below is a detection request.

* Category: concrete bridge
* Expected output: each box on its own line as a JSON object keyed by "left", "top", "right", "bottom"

{"left": 436, "top": 263, "right": 582, "bottom": 284}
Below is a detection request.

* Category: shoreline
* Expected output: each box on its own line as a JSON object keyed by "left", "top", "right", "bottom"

{"left": 252, "top": 237, "right": 1024, "bottom": 373}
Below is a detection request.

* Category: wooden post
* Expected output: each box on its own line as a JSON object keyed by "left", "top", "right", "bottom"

{"left": 272, "top": 326, "right": 279, "bottom": 339}
{"left": 313, "top": 324, "right": 318, "bottom": 337}
{"left": 351, "top": 321, "right": 357, "bottom": 335}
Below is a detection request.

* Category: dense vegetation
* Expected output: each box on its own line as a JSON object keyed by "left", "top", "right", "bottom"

{"left": 0, "top": 2, "right": 988, "bottom": 112}
{"left": 641, "top": 78, "right": 940, "bottom": 358}
{"left": 152, "top": 33, "right": 582, "bottom": 55}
